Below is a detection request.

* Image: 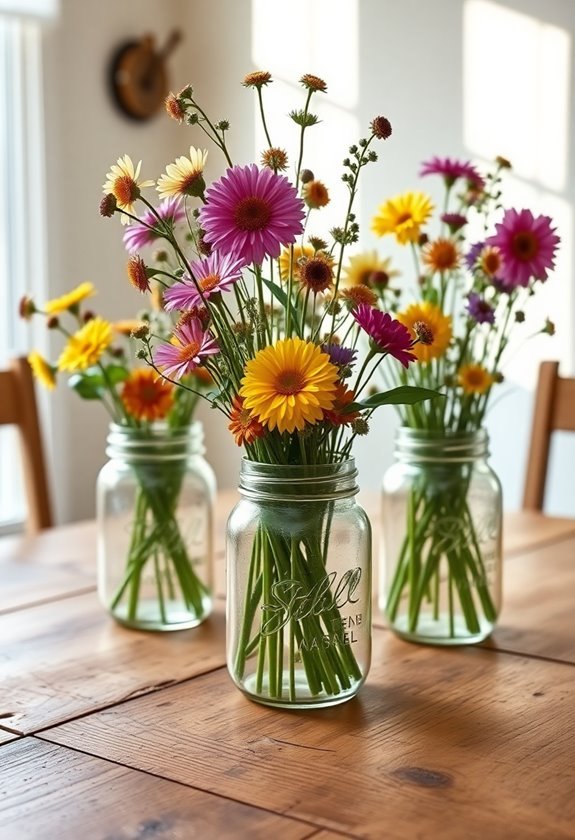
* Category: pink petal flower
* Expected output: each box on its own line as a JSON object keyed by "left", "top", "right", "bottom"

{"left": 352, "top": 304, "right": 417, "bottom": 368}
{"left": 485, "top": 208, "right": 560, "bottom": 289}
{"left": 153, "top": 318, "right": 218, "bottom": 380}
{"left": 123, "top": 197, "right": 186, "bottom": 254}
{"left": 164, "top": 250, "right": 245, "bottom": 310}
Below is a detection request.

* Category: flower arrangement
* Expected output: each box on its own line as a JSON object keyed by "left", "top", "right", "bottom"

{"left": 97, "top": 71, "right": 437, "bottom": 701}
{"left": 369, "top": 155, "right": 560, "bottom": 640}
{"left": 21, "top": 281, "right": 213, "bottom": 628}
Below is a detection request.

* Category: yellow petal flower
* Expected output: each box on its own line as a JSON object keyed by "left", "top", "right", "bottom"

{"left": 458, "top": 363, "right": 494, "bottom": 395}
{"left": 44, "top": 282, "right": 95, "bottom": 315}
{"left": 28, "top": 351, "right": 56, "bottom": 390}
{"left": 342, "top": 250, "right": 399, "bottom": 287}
{"left": 57, "top": 317, "right": 113, "bottom": 372}
{"left": 397, "top": 301, "right": 452, "bottom": 362}
{"left": 103, "top": 154, "right": 154, "bottom": 225}
{"left": 371, "top": 191, "right": 434, "bottom": 245}
{"left": 157, "top": 147, "right": 208, "bottom": 199}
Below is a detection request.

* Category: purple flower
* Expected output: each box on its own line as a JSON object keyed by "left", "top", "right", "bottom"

{"left": 123, "top": 197, "right": 185, "bottom": 254}
{"left": 199, "top": 164, "right": 305, "bottom": 265}
{"left": 352, "top": 304, "right": 417, "bottom": 368}
{"left": 420, "top": 156, "right": 485, "bottom": 190}
{"left": 163, "top": 251, "right": 245, "bottom": 310}
{"left": 321, "top": 344, "right": 357, "bottom": 368}
{"left": 485, "top": 208, "right": 560, "bottom": 289}
{"left": 153, "top": 318, "right": 218, "bottom": 380}
{"left": 465, "top": 241, "right": 484, "bottom": 270}
{"left": 467, "top": 292, "right": 495, "bottom": 325}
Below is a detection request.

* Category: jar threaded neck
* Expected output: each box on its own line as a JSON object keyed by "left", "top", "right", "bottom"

{"left": 239, "top": 458, "right": 359, "bottom": 501}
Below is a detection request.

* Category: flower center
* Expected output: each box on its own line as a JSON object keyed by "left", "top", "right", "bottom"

{"left": 239, "top": 408, "right": 253, "bottom": 428}
{"left": 512, "top": 231, "right": 538, "bottom": 260}
{"left": 181, "top": 171, "right": 203, "bottom": 196}
{"left": 199, "top": 273, "right": 221, "bottom": 292}
{"left": 234, "top": 196, "right": 272, "bottom": 231}
{"left": 177, "top": 340, "right": 201, "bottom": 363}
{"left": 275, "top": 369, "right": 305, "bottom": 395}
{"left": 141, "top": 383, "right": 159, "bottom": 404}
{"left": 481, "top": 249, "right": 502, "bottom": 275}
{"left": 113, "top": 175, "right": 139, "bottom": 205}
{"left": 396, "top": 212, "right": 413, "bottom": 225}
{"left": 301, "top": 259, "right": 332, "bottom": 292}
{"left": 466, "top": 369, "right": 484, "bottom": 386}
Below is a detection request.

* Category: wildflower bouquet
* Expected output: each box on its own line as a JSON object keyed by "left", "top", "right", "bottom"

{"left": 100, "top": 71, "right": 437, "bottom": 703}
{"left": 22, "top": 283, "right": 214, "bottom": 629}
{"left": 371, "top": 155, "right": 560, "bottom": 642}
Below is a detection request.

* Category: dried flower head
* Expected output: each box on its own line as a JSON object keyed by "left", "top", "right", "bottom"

{"left": 308, "top": 236, "right": 328, "bottom": 252}
{"left": 165, "top": 92, "right": 185, "bottom": 123}
{"left": 46, "top": 316, "right": 59, "bottom": 330}
{"left": 127, "top": 255, "right": 151, "bottom": 293}
{"left": 300, "top": 169, "right": 315, "bottom": 184}
{"left": 412, "top": 320, "right": 434, "bottom": 345}
{"left": 340, "top": 286, "right": 378, "bottom": 309}
{"left": 243, "top": 70, "right": 272, "bottom": 88}
{"left": 515, "top": 310, "right": 525, "bottom": 323}
{"left": 303, "top": 180, "right": 330, "bottom": 209}
{"left": 19, "top": 295, "right": 36, "bottom": 320}
{"left": 298, "top": 253, "right": 334, "bottom": 294}
{"left": 370, "top": 116, "right": 392, "bottom": 140}
{"left": 99, "top": 193, "right": 117, "bottom": 218}
{"left": 300, "top": 74, "right": 327, "bottom": 93}
{"left": 543, "top": 318, "right": 556, "bottom": 336}
{"left": 495, "top": 155, "right": 512, "bottom": 169}
{"left": 352, "top": 417, "right": 369, "bottom": 435}
{"left": 261, "top": 147, "right": 289, "bottom": 172}
{"left": 131, "top": 323, "right": 150, "bottom": 340}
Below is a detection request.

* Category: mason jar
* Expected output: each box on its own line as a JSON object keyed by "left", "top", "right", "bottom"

{"left": 381, "top": 427, "right": 502, "bottom": 645}
{"left": 226, "top": 458, "right": 372, "bottom": 709}
{"left": 97, "top": 422, "right": 215, "bottom": 631}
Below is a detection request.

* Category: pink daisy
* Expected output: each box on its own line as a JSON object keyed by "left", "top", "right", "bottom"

{"left": 420, "top": 156, "right": 484, "bottom": 190}
{"left": 163, "top": 251, "right": 245, "bottom": 310}
{"left": 153, "top": 318, "right": 219, "bottom": 380}
{"left": 352, "top": 304, "right": 417, "bottom": 368}
{"left": 199, "top": 164, "right": 305, "bottom": 265}
{"left": 485, "top": 208, "right": 560, "bottom": 289}
{"left": 123, "top": 197, "right": 186, "bottom": 254}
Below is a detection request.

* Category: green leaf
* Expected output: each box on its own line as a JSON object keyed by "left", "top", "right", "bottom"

{"left": 345, "top": 386, "right": 443, "bottom": 412}
{"left": 68, "top": 364, "right": 129, "bottom": 400}
{"left": 260, "top": 276, "right": 303, "bottom": 338}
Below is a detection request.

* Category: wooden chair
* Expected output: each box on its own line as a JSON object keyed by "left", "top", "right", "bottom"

{"left": 523, "top": 361, "right": 575, "bottom": 511}
{"left": 0, "top": 356, "right": 53, "bottom": 531}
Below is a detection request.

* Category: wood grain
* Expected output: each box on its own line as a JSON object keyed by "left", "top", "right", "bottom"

{"left": 43, "top": 629, "right": 575, "bottom": 840}
{"left": 487, "top": 535, "right": 575, "bottom": 663}
{"left": 1, "top": 592, "right": 226, "bottom": 734}
{"left": 0, "top": 738, "right": 315, "bottom": 840}
{"left": 0, "top": 728, "right": 18, "bottom": 745}
{"left": 502, "top": 509, "right": 575, "bottom": 555}
{"left": 0, "top": 520, "right": 96, "bottom": 614}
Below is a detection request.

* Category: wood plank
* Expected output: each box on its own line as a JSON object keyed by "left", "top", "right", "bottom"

{"left": 0, "top": 520, "right": 96, "bottom": 614}
{"left": 0, "top": 728, "right": 19, "bottom": 745}
{"left": 487, "top": 535, "right": 575, "bottom": 663}
{"left": 503, "top": 510, "right": 575, "bottom": 555}
{"left": 0, "top": 592, "right": 225, "bottom": 734}
{"left": 43, "top": 630, "right": 575, "bottom": 840}
{"left": 0, "top": 738, "right": 314, "bottom": 840}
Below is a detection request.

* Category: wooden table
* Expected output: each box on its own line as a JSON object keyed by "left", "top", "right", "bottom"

{"left": 1, "top": 499, "right": 575, "bottom": 839}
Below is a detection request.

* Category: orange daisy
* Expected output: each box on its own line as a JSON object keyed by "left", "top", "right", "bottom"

{"left": 121, "top": 368, "right": 174, "bottom": 421}
{"left": 228, "top": 395, "right": 265, "bottom": 446}
{"left": 340, "top": 286, "right": 378, "bottom": 309}
{"left": 323, "top": 383, "right": 360, "bottom": 426}
{"left": 422, "top": 238, "right": 460, "bottom": 272}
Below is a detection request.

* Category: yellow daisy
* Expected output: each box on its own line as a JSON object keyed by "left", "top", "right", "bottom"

{"left": 342, "top": 251, "right": 399, "bottom": 287}
{"left": 240, "top": 338, "right": 339, "bottom": 434}
{"left": 277, "top": 244, "right": 315, "bottom": 281}
{"left": 44, "top": 282, "right": 95, "bottom": 315}
{"left": 103, "top": 155, "right": 154, "bottom": 225}
{"left": 458, "top": 363, "right": 494, "bottom": 395}
{"left": 28, "top": 351, "right": 56, "bottom": 390}
{"left": 58, "top": 317, "right": 113, "bottom": 372}
{"left": 157, "top": 146, "right": 208, "bottom": 199}
{"left": 371, "top": 191, "right": 434, "bottom": 245}
{"left": 397, "top": 301, "right": 452, "bottom": 362}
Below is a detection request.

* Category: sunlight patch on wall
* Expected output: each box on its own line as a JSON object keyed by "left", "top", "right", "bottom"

{"left": 463, "top": 0, "right": 570, "bottom": 193}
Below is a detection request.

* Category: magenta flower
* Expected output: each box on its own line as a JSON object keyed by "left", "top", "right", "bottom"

{"left": 420, "top": 156, "right": 484, "bottom": 190}
{"left": 199, "top": 164, "right": 305, "bottom": 265}
{"left": 352, "top": 304, "right": 417, "bottom": 368}
{"left": 485, "top": 208, "right": 560, "bottom": 289}
{"left": 163, "top": 251, "right": 245, "bottom": 310}
{"left": 441, "top": 212, "right": 467, "bottom": 232}
{"left": 153, "top": 318, "right": 218, "bottom": 380}
{"left": 123, "top": 197, "right": 186, "bottom": 254}
{"left": 467, "top": 293, "right": 495, "bottom": 325}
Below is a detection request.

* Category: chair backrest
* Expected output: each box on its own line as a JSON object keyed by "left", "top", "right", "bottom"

{"left": 523, "top": 360, "right": 575, "bottom": 511}
{"left": 0, "top": 357, "right": 53, "bottom": 531}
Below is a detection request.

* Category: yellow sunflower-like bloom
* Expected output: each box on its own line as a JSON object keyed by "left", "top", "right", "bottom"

{"left": 112, "top": 319, "right": 148, "bottom": 336}
{"left": 58, "top": 317, "right": 113, "bottom": 372}
{"left": 103, "top": 155, "right": 154, "bottom": 225}
{"left": 28, "top": 351, "right": 56, "bottom": 390}
{"left": 240, "top": 337, "right": 339, "bottom": 434}
{"left": 157, "top": 146, "right": 208, "bottom": 199}
{"left": 397, "top": 301, "right": 452, "bottom": 362}
{"left": 277, "top": 244, "right": 315, "bottom": 281}
{"left": 44, "top": 282, "right": 95, "bottom": 315}
{"left": 342, "top": 251, "right": 399, "bottom": 287}
{"left": 121, "top": 368, "right": 174, "bottom": 421}
{"left": 458, "top": 363, "right": 494, "bottom": 395}
{"left": 371, "top": 191, "right": 434, "bottom": 245}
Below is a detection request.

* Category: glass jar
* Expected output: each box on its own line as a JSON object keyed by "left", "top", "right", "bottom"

{"left": 97, "top": 422, "right": 215, "bottom": 631}
{"left": 381, "top": 428, "right": 502, "bottom": 645}
{"left": 226, "top": 458, "right": 372, "bottom": 709}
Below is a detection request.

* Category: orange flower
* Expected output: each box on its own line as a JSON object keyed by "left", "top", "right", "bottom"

{"left": 121, "top": 368, "right": 174, "bottom": 421}
{"left": 228, "top": 395, "right": 265, "bottom": 446}
{"left": 303, "top": 180, "right": 330, "bottom": 209}
{"left": 422, "top": 238, "right": 460, "bottom": 272}
{"left": 323, "top": 383, "right": 360, "bottom": 426}
{"left": 340, "top": 286, "right": 378, "bottom": 309}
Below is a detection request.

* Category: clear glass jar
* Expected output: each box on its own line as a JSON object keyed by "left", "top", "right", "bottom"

{"left": 381, "top": 428, "right": 502, "bottom": 645}
{"left": 97, "top": 422, "right": 215, "bottom": 631}
{"left": 226, "top": 458, "right": 372, "bottom": 709}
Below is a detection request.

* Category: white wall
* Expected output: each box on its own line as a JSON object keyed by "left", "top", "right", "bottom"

{"left": 40, "top": 0, "right": 575, "bottom": 521}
